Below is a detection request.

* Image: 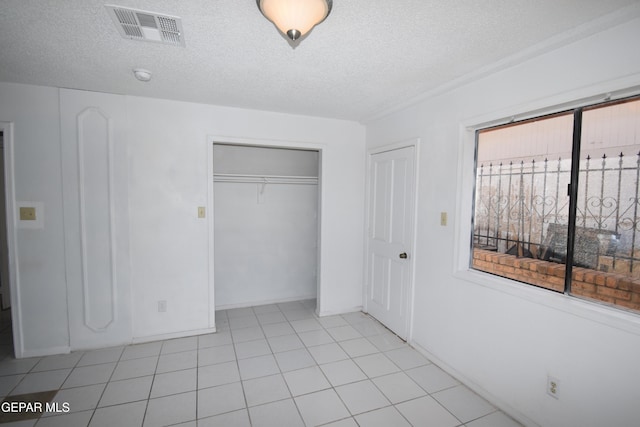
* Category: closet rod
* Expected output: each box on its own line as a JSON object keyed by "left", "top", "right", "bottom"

{"left": 213, "top": 173, "right": 318, "bottom": 185}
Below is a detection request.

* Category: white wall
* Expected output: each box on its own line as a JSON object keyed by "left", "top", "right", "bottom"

{"left": 213, "top": 144, "right": 319, "bottom": 176}
{"left": 214, "top": 182, "right": 318, "bottom": 307}
{"left": 59, "top": 89, "right": 133, "bottom": 350}
{"left": 213, "top": 145, "right": 319, "bottom": 308}
{"left": 123, "top": 96, "right": 366, "bottom": 338}
{"left": 365, "top": 16, "right": 640, "bottom": 427}
{"left": 0, "top": 83, "right": 69, "bottom": 356}
{"left": 0, "top": 82, "right": 366, "bottom": 354}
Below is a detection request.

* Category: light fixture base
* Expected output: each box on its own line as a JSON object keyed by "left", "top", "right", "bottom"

{"left": 286, "top": 29, "right": 301, "bottom": 41}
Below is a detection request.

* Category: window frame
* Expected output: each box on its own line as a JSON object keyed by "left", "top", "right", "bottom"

{"left": 454, "top": 90, "right": 640, "bottom": 336}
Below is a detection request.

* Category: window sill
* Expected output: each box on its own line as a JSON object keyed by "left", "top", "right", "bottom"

{"left": 453, "top": 268, "right": 640, "bottom": 336}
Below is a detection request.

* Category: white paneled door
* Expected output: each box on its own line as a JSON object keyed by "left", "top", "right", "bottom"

{"left": 366, "top": 145, "right": 416, "bottom": 340}
{"left": 60, "top": 89, "right": 131, "bottom": 350}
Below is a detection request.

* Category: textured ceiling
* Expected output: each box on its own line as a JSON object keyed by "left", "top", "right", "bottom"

{"left": 1, "top": 0, "right": 639, "bottom": 122}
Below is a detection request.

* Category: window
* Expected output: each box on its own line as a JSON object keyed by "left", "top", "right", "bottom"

{"left": 472, "top": 96, "right": 640, "bottom": 314}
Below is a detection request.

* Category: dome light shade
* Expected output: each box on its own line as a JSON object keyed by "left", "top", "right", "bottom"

{"left": 257, "top": 0, "right": 332, "bottom": 42}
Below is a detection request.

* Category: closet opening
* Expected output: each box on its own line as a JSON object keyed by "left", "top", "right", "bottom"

{"left": 211, "top": 143, "right": 321, "bottom": 313}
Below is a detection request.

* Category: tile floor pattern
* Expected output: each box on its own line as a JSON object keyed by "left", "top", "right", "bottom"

{"left": 0, "top": 301, "right": 523, "bottom": 426}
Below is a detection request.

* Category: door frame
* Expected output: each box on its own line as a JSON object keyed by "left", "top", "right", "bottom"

{"left": 363, "top": 138, "right": 420, "bottom": 341}
{"left": 0, "top": 122, "right": 23, "bottom": 357}
{"left": 207, "top": 135, "right": 326, "bottom": 325}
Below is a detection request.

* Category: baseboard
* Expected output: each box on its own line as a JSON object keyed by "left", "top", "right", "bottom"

{"left": 410, "top": 341, "right": 539, "bottom": 427}
{"left": 132, "top": 327, "right": 217, "bottom": 344}
{"left": 215, "top": 294, "right": 317, "bottom": 311}
{"left": 317, "top": 305, "right": 363, "bottom": 317}
{"left": 20, "top": 345, "right": 71, "bottom": 358}
{"left": 19, "top": 329, "right": 219, "bottom": 356}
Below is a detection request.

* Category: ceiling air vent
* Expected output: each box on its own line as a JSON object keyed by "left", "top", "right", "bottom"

{"left": 105, "top": 4, "right": 185, "bottom": 47}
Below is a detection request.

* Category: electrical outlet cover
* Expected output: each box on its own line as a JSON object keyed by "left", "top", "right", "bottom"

{"left": 16, "top": 201, "right": 44, "bottom": 229}
{"left": 158, "top": 300, "right": 167, "bottom": 312}
{"left": 19, "top": 206, "right": 36, "bottom": 221}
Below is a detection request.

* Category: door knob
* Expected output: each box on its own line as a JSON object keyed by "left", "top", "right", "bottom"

{"left": 399, "top": 252, "right": 408, "bottom": 259}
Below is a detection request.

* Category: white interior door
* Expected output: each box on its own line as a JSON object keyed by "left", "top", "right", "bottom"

{"left": 366, "top": 145, "right": 416, "bottom": 339}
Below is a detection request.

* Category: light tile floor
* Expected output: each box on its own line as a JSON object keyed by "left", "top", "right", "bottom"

{"left": 0, "top": 301, "right": 523, "bottom": 426}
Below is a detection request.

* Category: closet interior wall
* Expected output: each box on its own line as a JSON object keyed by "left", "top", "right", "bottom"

{"left": 213, "top": 144, "right": 319, "bottom": 308}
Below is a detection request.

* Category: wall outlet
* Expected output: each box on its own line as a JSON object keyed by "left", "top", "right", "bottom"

{"left": 16, "top": 202, "right": 44, "bottom": 229}
{"left": 547, "top": 376, "right": 560, "bottom": 399}
{"left": 158, "top": 300, "right": 167, "bottom": 313}
{"left": 19, "top": 206, "right": 36, "bottom": 221}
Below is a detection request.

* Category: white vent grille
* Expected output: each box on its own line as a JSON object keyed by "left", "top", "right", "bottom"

{"left": 106, "top": 4, "right": 185, "bottom": 47}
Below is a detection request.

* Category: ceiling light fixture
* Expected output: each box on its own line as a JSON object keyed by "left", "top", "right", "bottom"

{"left": 257, "top": 0, "right": 332, "bottom": 44}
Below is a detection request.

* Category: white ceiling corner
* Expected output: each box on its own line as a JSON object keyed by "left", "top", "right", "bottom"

{"left": 0, "top": 0, "right": 639, "bottom": 122}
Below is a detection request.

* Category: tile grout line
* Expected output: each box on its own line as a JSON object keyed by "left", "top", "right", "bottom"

{"left": 274, "top": 304, "right": 315, "bottom": 426}
{"left": 194, "top": 334, "right": 200, "bottom": 425}
{"left": 88, "top": 344, "right": 126, "bottom": 426}
{"left": 1, "top": 301, "right": 522, "bottom": 427}
{"left": 145, "top": 342, "right": 165, "bottom": 425}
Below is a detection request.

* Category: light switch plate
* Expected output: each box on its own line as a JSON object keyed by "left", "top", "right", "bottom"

{"left": 440, "top": 212, "right": 447, "bottom": 226}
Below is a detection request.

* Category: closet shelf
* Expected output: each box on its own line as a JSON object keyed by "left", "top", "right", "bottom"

{"left": 213, "top": 173, "right": 318, "bottom": 185}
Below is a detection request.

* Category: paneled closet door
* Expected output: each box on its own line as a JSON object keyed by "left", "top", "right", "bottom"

{"left": 60, "top": 89, "right": 131, "bottom": 349}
